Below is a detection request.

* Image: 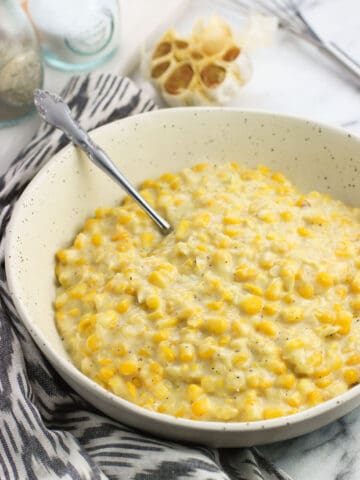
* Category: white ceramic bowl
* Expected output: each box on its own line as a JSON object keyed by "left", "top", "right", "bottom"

{"left": 6, "top": 108, "right": 360, "bottom": 447}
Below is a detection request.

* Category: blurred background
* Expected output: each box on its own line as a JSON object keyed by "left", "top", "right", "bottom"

{"left": 0, "top": 0, "right": 359, "bottom": 172}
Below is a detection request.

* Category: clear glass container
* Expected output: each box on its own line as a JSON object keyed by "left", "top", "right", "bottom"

{"left": 0, "top": 0, "right": 43, "bottom": 127}
{"left": 28, "top": 0, "right": 120, "bottom": 72}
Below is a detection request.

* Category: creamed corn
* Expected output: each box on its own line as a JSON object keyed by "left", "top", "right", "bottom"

{"left": 55, "top": 162, "right": 360, "bottom": 422}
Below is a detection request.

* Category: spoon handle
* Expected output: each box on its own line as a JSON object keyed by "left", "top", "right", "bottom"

{"left": 33, "top": 89, "right": 172, "bottom": 235}
{"left": 81, "top": 137, "right": 173, "bottom": 233}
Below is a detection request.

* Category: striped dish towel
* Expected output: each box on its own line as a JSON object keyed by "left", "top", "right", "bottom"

{"left": 0, "top": 73, "right": 292, "bottom": 480}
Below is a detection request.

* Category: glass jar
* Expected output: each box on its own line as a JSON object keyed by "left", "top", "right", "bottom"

{"left": 28, "top": 0, "right": 120, "bottom": 71}
{"left": 0, "top": 0, "right": 43, "bottom": 127}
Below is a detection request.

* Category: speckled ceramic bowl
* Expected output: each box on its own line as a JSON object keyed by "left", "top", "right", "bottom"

{"left": 5, "top": 108, "right": 360, "bottom": 447}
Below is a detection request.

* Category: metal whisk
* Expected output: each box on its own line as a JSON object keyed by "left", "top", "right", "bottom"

{"left": 221, "top": 0, "right": 360, "bottom": 86}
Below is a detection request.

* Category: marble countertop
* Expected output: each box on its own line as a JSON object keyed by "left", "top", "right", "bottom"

{"left": 2, "top": 1, "right": 360, "bottom": 479}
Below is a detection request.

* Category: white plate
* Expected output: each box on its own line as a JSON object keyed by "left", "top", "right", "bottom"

{"left": 6, "top": 108, "right": 360, "bottom": 446}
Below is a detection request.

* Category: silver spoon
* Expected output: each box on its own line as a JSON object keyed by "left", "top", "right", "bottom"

{"left": 33, "top": 89, "right": 173, "bottom": 235}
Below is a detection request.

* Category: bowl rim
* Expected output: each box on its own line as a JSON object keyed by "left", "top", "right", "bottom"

{"left": 5, "top": 106, "right": 360, "bottom": 434}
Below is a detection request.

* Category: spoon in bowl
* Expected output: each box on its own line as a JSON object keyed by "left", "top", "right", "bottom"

{"left": 33, "top": 89, "right": 173, "bottom": 235}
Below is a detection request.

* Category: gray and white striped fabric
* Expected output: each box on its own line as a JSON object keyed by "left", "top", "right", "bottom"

{"left": 0, "top": 73, "right": 292, "bottom": 480}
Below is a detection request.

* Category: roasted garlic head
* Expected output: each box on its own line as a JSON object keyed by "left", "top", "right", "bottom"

{"left": 146, "top": 17, "right": 253, "bottom": 107}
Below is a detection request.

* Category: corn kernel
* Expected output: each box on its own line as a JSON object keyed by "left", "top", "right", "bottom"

{"left": 126, "top": 381, "right": 137, "bottom": 399}
{"left": 198, "top": 341, "right": 216, "bottom": 359}
{"left": 336, "top": 285, "right": 348, "bottom": 299}
{"left": 240, "top": 295, "right": 263, "bottom": 315}
{"left": 200, "top": 376, "right": 222, "bottom": 393}
{"left": 259, "top": 210, "right": 276, "bottom": 223}
{"left": 313, "top": 367, "right": 330, "bottom": 378}
{"left": 119, "top": 361, "right": 138, "bottom": 376}
{"left": 55, "top": 311, "right": 65, "bottom": 322}
{"left": 296, "top": 282, "right": 314, "bottom": 299}
{"left": 152, "top": 330, "right": 170, "bottom": 343}
{"left": 148, "top": 310, "right": 164, "bottom": 321}
{"left": 95, "top": 207, "right": 111, "bottom": 218}
{"left": 157, "top": 317, "right": 178, "bottom": 328}
{"left": 286, "top": 337, "right": 304, "bottom": 350}
{"left": 316, "top": 271, "right": 334, "bottom": 289}
{"left": 297, "top": 226, "right": 311, "bottom": 237}
{"left": 116, "top": 298, "right": 131, "bottom": 314}
{"left": 280, "top": 210, "right": 293, "bottom": 222}
{"left": 221, "top": 289, "right": 234, "bottom": 302}
{"left": 78, "top": 315, "right": 95, "bottom": 333}
{"left": 286, "top": 392, "right": 301, "bottom": 407}
{"left": 148, "top": 271, "right": 167, "bottom": 288}
{"left": 98, "top": 310, "right": 118, "bottom": 329}
{"left": 277, "top": 374, "right": 296, "bottom": 389}
{"left": 272, "top": 172, "right": 286, "bottom": 183}
{"left": 316, "top": 377, "right": 332, "bottom": 388}
{"left": 160, "top": 344, "right": 176, "bottom": 362}
{"left": 346, "top": 353, "right": 360, "bottom": 366}
{"left": 218, "top": 335, "right": 231, "bottom": 346}
{"left": 98, "top": 358, "right": 112, "bottom": 366}
{"left": 179, "top": 344, "right": 195, "bottom": 362}
{"left": 259, "top": 252, "right": 275, "bottom": 270}
{"left": 206, "top": 317, "right": 229, "bottom": 335}
{"left": 241, "top": 169, "right": 258, "bottom": 181}
{"left": 146, "top": 296, "right": 161, "bottom": 310}
{"left": 176, "top": 219, "right": 190, "bottom": 240}
{"left": 92, "top": 233, "right": 103, "bottom": 246}
{"left": 281, "top": 306, "right": 303, "bottom": 323}
{"left": 263, "top": 303, "right": 279, "bottom": 316}
{"left": 223, "top": 216, "right": 241, "bottom": 225}
{"left": 265, "top": 279, "right": 282, "bottom": 301}
{"left": 86, "top": 334, "right": 100, "bottom": 351}
{"left": 316, "top": 310, "right": 335, "bottom": 324}
{"left": 207, "top": 301, "right": 222, "bottom": 311}
{"left": 350, "top": 296, "right": 360, "bottom": 312}
{"left": 335, "top": 242, "right": 352, "bottom": 258}
{"left": 192, "top": 397, "right": 210, "bottom": 416}
{"left": 54, "top": 293, "right": 68, "bottom": 309}
{"left": 69, "top": 283, "right": 87, "bottom": 299}
{"left": 99, "top": 367, "right": 116, "bottom": 381}
{"left": 149, "top": 361, "right": 164, "bottom": 377}
{"left": 295, "top": 195, "right": 310, "bottom": 207}
{"left": 160, "top": 172, "right": 177, "bottom": 183}
{"left": 152, "top": 381, "right": 169, "bottom": 400}
{"left": 268, "top": 359, "right": 287, "bottom": 374}
{"left": 307, "top": 390, "right": 323, "bottom": 405}
{"left": 111, "top": 343, "right": 127, "bottom": 357}
{"left": 351, "top": 272, "right": 360, "bottom": 293}
{"left": 335, "top": 309, "right": 352, "bottom": 335}
{"left": 213, "top": 250, "right": 232, "bottom": 270}
{"left": 234, "top": 264, "right": 256, "bottom": 282}
{"left": 74, "top": 234, "right": 85, "bottom": 249}
{"left": 343, "top": 368, "right": 359, "bottom": 385}
{"left": 192, "top": 162, "right": 209, "bottom": 172}
{"left": 194, "top": 212, "right": 211, "bottom": 227}
{"left": 263, "top": 407, "right": 285, "bottom": 419}
{"left": 140, "top": 232, "right": 154, "bottom": 249}
{"left": 308, "top": 352, "right": 323, "bottom": 367}
{"left": 232, "top": 352, "right": 249, "bottom": 367}
{"left": 304, "top": 214, "right": 329, "bottom": 226}
{"left": 187, "top": 384, "right": 203, "bottom": 401}
{"left": 56, "top": 249, "right": 70, "bottom": 263}
{"left": 256, "top": 320, "right": 277, "bottom": 337}
{"left": 243, "top": 283, "right": 263, "bottom": 296}
{"left": 215, "top": 405, "right": 239, "bottom": 420}
{"left": 117, "top": 212, "right": 132, "bottom": 224}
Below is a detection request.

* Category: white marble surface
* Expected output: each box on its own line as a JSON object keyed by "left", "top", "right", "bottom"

{"left": 261, "top": 406, "right": 360, "bottom": 479}
{"left": 2, "top": 1, "right": 360, "bottom": 479}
